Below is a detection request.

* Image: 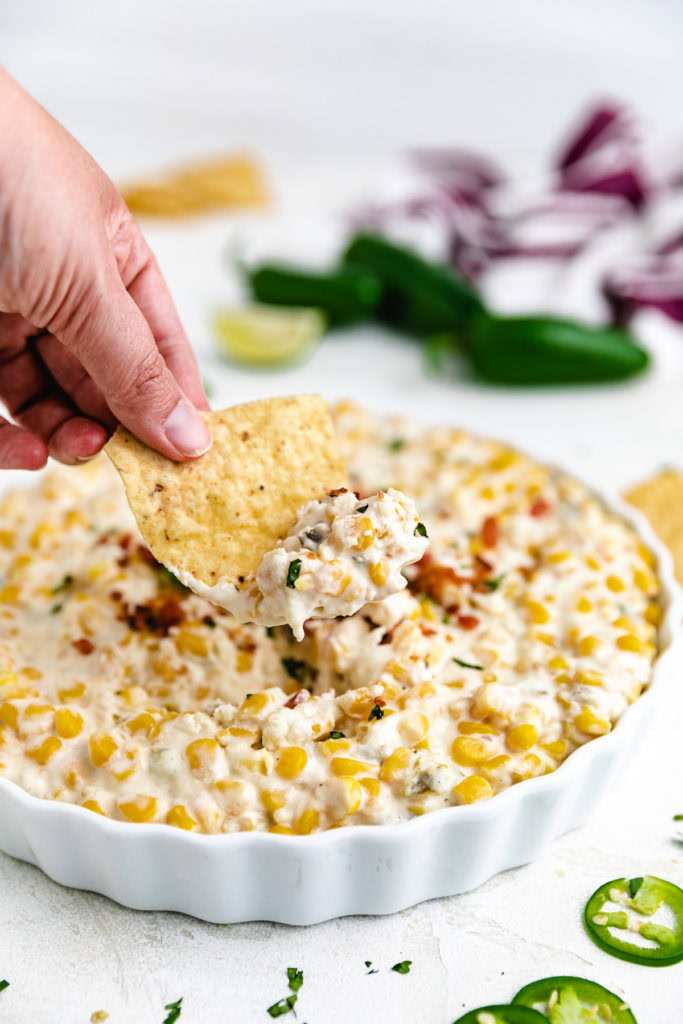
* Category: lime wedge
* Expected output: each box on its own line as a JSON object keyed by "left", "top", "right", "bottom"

{"left": 213, "top": 306, "right": 326, "bottom": 367}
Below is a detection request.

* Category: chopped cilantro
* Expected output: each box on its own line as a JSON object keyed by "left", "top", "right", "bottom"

{"left": 285, "top": 559, "right": 301, "bottom": 589}
{"left": 368, "top": 703, "right": 384, "bottom": 721}
{"left": 356, "top": 504, "right": 368, "bottom": 513}
{"left": 162, "top": 997, "right": 183, "bottom": 1023}
{"left": 246, "top": 693, "right": 253, "bottom": 699}
{"left": 364, "top": 960, "right": 379, "bottom": 974}
{"left": 281, "top": 658, "right": 309, "bottom": 683}
{"left": 266, "top": 626, "right": 276, "bottom": 638}
{"left": 330, "top": 731, "right": 345, "bottom": 740}
{"left": 392, "top": 961, "right": 412, "bottom": 974}
{"left": 287, "top": 967, "right": 303, "bottom": 993}
{"left": 453, "top": 657, "right": 484, "bottom": 671}
{"left": 388, "top": 438, "right": 405, "bottom": 452}
{"left": 0, "top": 980, "right": 8, "bottom": 993}
{"left": 414, "top": 522, "right": 428, "bottom": 538}
{"left": 629, "top": 876, "right": 644, "bottom": 898}
{"left": 203, "top": 616, "right": 217, "bottom": 628}
{"left": 442, "top": 615, "right": 449, "bottom": 625}
{"left": 484, "top": 574, "right": 505, "bottom": 591}
{"left": 267, "top": 995, "right": 297, "bottom": 1017}
{"left": 52, "top": 574, "right": 74, "bottom": 594}
{"left": 50, "top": 602, "right": 64, "bottom": 615}
{"left": 674, "top": 814, "right": 683, "bottom": 821}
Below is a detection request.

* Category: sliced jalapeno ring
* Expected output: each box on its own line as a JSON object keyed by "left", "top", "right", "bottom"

{"left": 584, "top": 875, "right": 683, "bottom": 966}
{"left": 452, "top": 1005, "right": 548, "bottom": 1024}
{"left": 513, "top": 976, "right": 637, "bottom": 1023}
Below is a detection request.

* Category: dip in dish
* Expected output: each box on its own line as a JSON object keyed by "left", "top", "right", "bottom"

{"left": 0, "top": 403, "right": 660, "bottom": 835}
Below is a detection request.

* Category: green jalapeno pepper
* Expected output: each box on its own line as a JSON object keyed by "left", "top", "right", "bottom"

{"left": 512, "top": 976, "right": 637, "bottom": 1023}
{"left": 467, "top": 313, "right": 649, "bottom": 385}
{"left": 584, "top": 875, "right": 683, "bottom": 966}
{"left": 247, "top": 263, "right": 383, "bottom": 325}
{"left": 452, "top": 1005, "right": 548, "bottom": 1024}
{"left": 342, "top": 233, "right": 484, "bottom": 334}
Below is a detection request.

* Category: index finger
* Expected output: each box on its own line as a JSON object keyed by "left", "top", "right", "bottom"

{"left": 119, "top": 230, "right": 209, "bottom": 411}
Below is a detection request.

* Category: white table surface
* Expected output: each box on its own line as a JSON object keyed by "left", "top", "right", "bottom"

{"left": 2, "top": 2, "right": 683, "bottom": 1020}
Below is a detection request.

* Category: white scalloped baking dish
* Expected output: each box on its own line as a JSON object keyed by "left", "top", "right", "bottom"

{"left": 0, "top": 470, "right": 679, "bottom": 925}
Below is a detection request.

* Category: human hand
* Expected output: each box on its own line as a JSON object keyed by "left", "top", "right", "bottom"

{"left": 0, "top": 69, "right": 211, "bottom": 470}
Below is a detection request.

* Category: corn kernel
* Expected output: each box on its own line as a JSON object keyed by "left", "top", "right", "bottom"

{"left": 0, "top": 585, "right": 20, "bottom": 603}
{"left": 166, "top": 805, "right": 197, "bottom": 831}
{"left": 645, "top": 603, "right": 662, "bottom": 626}
{"left": 275, "top": 746, "right": 308, "bottom": 779}
{"left": 320, "top": 738, "right": 351, "bottom": 756}
{"left": 118, "top": 795, "right": 157, "bottom": 823}
{"left": 240, "top": 692, "right": 268, "bottom": 714}
{"left": 458, "top": 721, "right": 498, "bottom": 735}
{"left": 82, "top": 799, "right": 105, "bottom": 815}
{"left": 126, "top": 712, "right": 155, "bottom": 736}
{"left": 0, "top": 530, "right": 15, "bottom": 547}
{"left": 489, "top": 451, "right": 517, "bottom": 472}
{"left": 398, "top": 712, "right": 429, "bottom": 745}
{"left": 89, "top": 732, "right": 118, "bottom": 767}
{"left": 585, "top": 555, "right": 600, "bottom": 571}
{"left": 360, "top": 776, "right": 381, "bottom": 798}
{"left": 369, "top": 560, "right": 389, "bottom": 587}
{"left": 378, "top": 746, "right": 412, "bottom": 781}
{"left": 616, "top": 633, "right": 646, "bottom": 654}
{"left": 606, "top": 575, "right": 624, "bottom": 593}
{"left": 576, "top": 597, "right": 593, "bottom": 613}
{"left": 355, "top": 517, "right": 375, "bottom": 551}
{"left": 186, "top": 738, "right": 221, "bottom": 772}
{"left": 578, "top": 636, "right": 600, "bottom": 657}
{"left": 541, "top": 739, "right": 567, "bottom": 758}
{"left": 576, "top": 669, "right": 604, "bottom": 687}
{"left": 331, "top": 756, "right": 374, "bottom": 777}
{"left": 506, "top": 724, "right": 538, "bottom": 753}
{"left": 57, "top": 682, "right": 86, "bottom": 702}
{"left": 482, "top": 754, "right": 510, "bottom": 771}
{"left": 453, "top": 775, "right": 494, "bottom": 803}
{"left": 261, "top": 790, "right": 287, "bottom": 814}
{"left": 174, "top": 630, "right": 209, "bottom": 657}
{"left": 548, "top": 656, "right": 568, "bottom": 671}
{"left": 335, "top": 776, "right": 362, "bottom": 815}
{"left": 634, "top": 568, "right": 656, "bottom": 593}
{"left": 294, "top": 807, "right": 319, "bottom": 834}
{"left": 638, "top": 542, "right": 656, "bottom": 568}
{"left": 55, "top": 708, "right": 83, "bottom": 739}
{"left": 548, "top": 552, "right": 570, "bottom": 563}
{"left": 575, "top": 706, "right": 610, "bottom": 735}
{"left": 527, "top": 601, "right": 549, "bottom": 624}
{"left": 451, "top": 736, "right": 490, "bottom": 766}
{"left": 26, "top": 736, "right": 62, "bottom": 765}
{"left": 0, "top": 703, "right": 18, "bottom": 729}
{"left": 235, "top": 651, "right": 253, "bottom": 672}
{"left": 269, "top": 825, "right": 295, "bottom": 835}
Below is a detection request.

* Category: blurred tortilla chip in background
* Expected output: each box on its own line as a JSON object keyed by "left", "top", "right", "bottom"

{"left": 625, "top": 470, "right": 683, "bottom": 583}
{"left": 120, "top": 153, "right": 268, "bottom": 217}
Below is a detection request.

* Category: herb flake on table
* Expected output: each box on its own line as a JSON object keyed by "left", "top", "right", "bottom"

{"left": 287, "top": 967, "right": 303, "bottom": 993}
{"left": 392, "top": 961, "right": 412, "bottom": 974}
{"left": 267, "top": 995, "right": 297, "bottom": 1017}
{"left": 364, "top": 961, "right": 379, "bottom": 975}
{"left": 162, "top": 997, "right": 182, "bottom": 1024}
{"left": 285, "top": 559, "right": 301, "bottom": 589}
{"left": 453, "top": 657, "right": 484, "bottom": 671}
{"left": 0, "top": 980, "right": 8, "bottom": 993}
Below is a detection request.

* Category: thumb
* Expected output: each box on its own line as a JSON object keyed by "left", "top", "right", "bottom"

{"left": 53, "top": 271, "right": 211, "bottom": 461}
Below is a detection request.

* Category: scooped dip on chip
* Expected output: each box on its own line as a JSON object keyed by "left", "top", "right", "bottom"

{"left": 106, "top": 395, "right": 427, "bottom": 638}
{"left": 173, "top": 486, "right": 429, "bottom": 639}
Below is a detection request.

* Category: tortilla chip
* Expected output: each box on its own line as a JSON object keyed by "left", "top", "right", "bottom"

{"left": 625, "top": 470, "right": 683, "bottom": 583}
{"left": 105, "top": 395, "right": 348, "bottom": 582}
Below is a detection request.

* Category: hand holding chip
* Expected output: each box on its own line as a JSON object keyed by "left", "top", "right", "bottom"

{"left": 0, "top": 69, "right": 210, "bottom": 470}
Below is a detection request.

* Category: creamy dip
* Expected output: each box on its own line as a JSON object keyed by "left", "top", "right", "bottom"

{"left": 0, "top": 403, "right": 661, "bottom": 835}
{"left": 172, "top": 488, "right": 428, "bottom": 640}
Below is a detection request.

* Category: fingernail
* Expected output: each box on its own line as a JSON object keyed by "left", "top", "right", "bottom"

{"left": 164, "top": 401, "right": 212, "bottom": 457}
